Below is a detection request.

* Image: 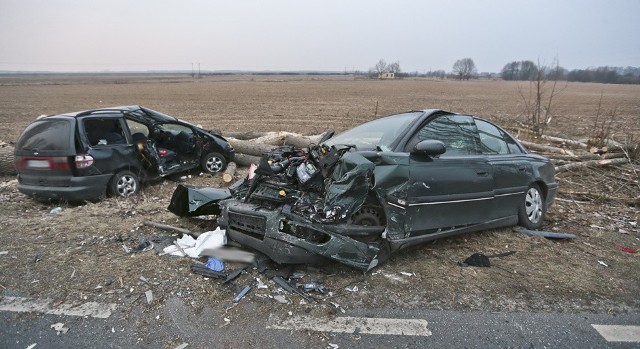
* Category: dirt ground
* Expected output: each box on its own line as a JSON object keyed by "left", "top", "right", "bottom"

{"left": 0, "top": 75, "right": 638, "bottom": 317}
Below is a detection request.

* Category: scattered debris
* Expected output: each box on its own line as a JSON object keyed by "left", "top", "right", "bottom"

{"left": 328, "top": 344, "right": 339, "bottom": 349}
{"left": 191, "top": 263, "right": 227, "bottom": 280}
{"left": 345, "top": 286, "right": 358, "bottom": 293}
{"left": 598, "top": 260, "right": 609, "bottom": 267}
{"left": 173, "top": 343, "right": 189, "bottom": 349}
{"left": 458, "top": 251, "right": 517, "bottom": 267}
{"left": 272, "top": 276, "right": 315, "bottom": 302}
{"left": 143, "top": 220, "right": 197, "bottom": 238}
{"left": 49, "top": 207, "right": 62, "bottom": 215}
{"left": 26, "top": 344, "right": 37, "bottom": 349}
{"left": 205, "top": 257, "right": 225, "bottom": 272}
{"left": 614, "top": 245, "right": 637, "bottom": 254}
{"left": 162, "top": 227, "right": 226, "bottom": 258}
{"left": 399, "top": 271, "right": 415, "bottom": 277}
{"left": 50, "top": 322, "right": 69, "bottom": 335}
{"left": 298, "top": 282, "right": 328, "bottom": 294}
{"left": 273, "top": 295, "right": 289, "bottom": 304}
{"left": 256, "top": 278, "right": 268, "bottom": 289}
{"left": 513, "top": 229, "right": 576, "bottom": 239}
{"left": 0, "top": 251, "right": 8, "bottom": 255}
{"left": 145, "top": 290, "right": 153, "bottom": 304}
{"left": 233, "top": 285, "right": 251, "bottom": 303}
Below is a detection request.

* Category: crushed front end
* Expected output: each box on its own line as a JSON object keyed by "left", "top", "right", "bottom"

{"left": 169, "top": 143, "right": 391, "bottom": 271}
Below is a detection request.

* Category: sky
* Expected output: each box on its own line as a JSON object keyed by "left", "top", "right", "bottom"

{"left": 0, "top": 0, "right": 638, "bottom": 73}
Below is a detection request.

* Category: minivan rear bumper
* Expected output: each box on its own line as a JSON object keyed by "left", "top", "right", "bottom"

{"left": 17, "top": 173, "right": 112, "bottom": 201}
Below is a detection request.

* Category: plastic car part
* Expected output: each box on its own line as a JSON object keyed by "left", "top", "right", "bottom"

{"left": 168, "top": 184, "right": 231, "bottom": 217}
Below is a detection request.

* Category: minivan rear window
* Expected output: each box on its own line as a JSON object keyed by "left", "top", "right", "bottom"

{"left": 16, "top": 119, "right": 72, "bottom": 152}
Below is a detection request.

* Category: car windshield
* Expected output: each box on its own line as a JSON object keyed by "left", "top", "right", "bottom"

{"left": 325, "top": 112, "right": 420, "bottom": 151}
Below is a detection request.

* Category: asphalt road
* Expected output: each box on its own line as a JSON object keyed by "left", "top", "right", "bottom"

{"left": 1, "top": 296, "right": 639, "bottom": 349}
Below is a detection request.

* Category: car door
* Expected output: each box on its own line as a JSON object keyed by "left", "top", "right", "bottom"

{"left": 79, "top": 115, "right": 140, "bottom": 174}
{"left": 475, "top": 118, "right": 532, "bottom": 219}
{"left": 404, "top": 114, "right": 495, "bottom": 236}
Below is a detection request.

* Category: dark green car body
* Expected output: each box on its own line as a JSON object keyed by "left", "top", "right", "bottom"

{"left": 169, "top": 109, "right": 557, "bottom": 270}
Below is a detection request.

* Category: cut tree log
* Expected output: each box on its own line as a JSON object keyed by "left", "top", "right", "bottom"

{"left": 234, "top": 153, "right": 261, "bottom": 167}
{"left": 227, "top": 138, "right": 277, "bottom": 157}
{"left": 540, "top": 135, "right": 589, "bottom": 149}
{"left": 222, "top": 161, "right": 237, "bottom": 183}
{"left": 519, "top": 140, "right": 575, "bottom": 156}
{"left": 548, "top": 152, "right": 626, "bottom": 161}
{"left": 555, "top": 157, "right": 629, "bottom": 173}
{"left": 283, "top": 133, "right": 322, "bottom": 148}
{"left": 0, "top": 144, "right": 16, "bottom": 176}
{"left": 222, "top": 131, "right": 271, "bottom": 140}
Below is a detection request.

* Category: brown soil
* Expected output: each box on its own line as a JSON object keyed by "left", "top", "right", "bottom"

{"left": 0, "top": 75, "right": 638, "bottom": 315}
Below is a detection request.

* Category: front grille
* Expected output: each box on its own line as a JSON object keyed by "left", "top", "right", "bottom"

{"left": 228, "top": 211, "right": 267, "bottom": 240}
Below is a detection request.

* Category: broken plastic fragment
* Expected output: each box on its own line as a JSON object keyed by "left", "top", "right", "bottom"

{"left": 345, "top": 286, "right": 358, "bottom": 292}
{"left": 51, "top": 322, "right": 69, "bottom": 335}
{"left": 205, "top": 257, "right": 225, "bottom": 272}
{"left": 145, "top": 290, "right": 153, "bottom": 304}
{"left": 598, "top": 260, "right": 609, "bottom": 267}
{"left": 233, "top": 285, "right": 251, "bottom": 303}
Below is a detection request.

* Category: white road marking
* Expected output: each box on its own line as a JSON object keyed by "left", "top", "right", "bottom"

{"left": 267, "top": 314, "right": 432, "bottom": 336}
{"left": 592, "top": 324, "right": 640, "bottom": 342}
{"left": 0, "top": 296, "right": 116, "bottom": 319}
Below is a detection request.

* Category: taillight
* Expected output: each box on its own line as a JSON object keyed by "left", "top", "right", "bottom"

{"left": 51, "top": 157, "right": 70, "bottom": 170}
{"left": 158, "top": 148, "right": 169, "bottom": 156}
{"left": 15, "top": 156, "right": 70, "bottom": 170}
{"left": 75, "top": 154, "right": 94, "bottom": 169}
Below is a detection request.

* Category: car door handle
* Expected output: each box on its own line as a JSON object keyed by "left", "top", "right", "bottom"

{"left": 476, "top": 171, "right": 489, "bottom": 177}
{"left": 518, "top": 166, "right": 527, "bottom": 171}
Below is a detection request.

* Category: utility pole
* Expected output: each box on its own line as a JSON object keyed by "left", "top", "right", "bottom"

{"left": 191, "top": 63, "right": 194, "bottom": 78}
{"left": 198, "top": 63, "right": 201, "bottom": 78}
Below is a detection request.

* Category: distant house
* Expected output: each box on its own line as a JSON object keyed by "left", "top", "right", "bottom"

{"left": 378, "top": 72, "right": 395, "bottom": 79}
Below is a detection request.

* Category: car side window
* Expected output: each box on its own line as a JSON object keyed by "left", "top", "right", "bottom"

{"left": 475, "top": 119, "right": 523, "bottom": 155}
{"left": 84, "top": 118, "right": 127, "bottom": 146}
{"left": 126, "top": 119, "right": 150, "bottom": 138}
{"left": 408, "top": 114, "right": 480, "bottom": 156}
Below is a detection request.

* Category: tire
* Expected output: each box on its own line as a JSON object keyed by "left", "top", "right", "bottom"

{"left": 518, "top": 183, "right": 545, "bottom": 229}
{"left": 201, "top": 152, "right": 226, "bottom": 174}
{"left": 109, "top": 170, "right": 139, "bottom": 197}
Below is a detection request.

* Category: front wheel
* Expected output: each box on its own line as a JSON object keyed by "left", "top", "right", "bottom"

{"left": 109, "top": 170, "right": 140, "bottom": 197}
{"left": 201, "top": 152, "right": 226, "bottom": 173}
{"left": 518, "top": 183, "right": 545, "bottom": 229}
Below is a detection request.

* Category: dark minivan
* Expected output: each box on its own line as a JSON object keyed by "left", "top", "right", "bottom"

{"left": 14, "top": 105, "right": 234, "bottom": 201}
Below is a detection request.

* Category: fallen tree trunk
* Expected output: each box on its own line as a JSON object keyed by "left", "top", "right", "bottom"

{"left": 222, "top": 131, "right": 271, "bottom": 140}
{"left": 283, "top": 133, "right": 322, "bottom": 148}
{"left": 234, "top": 153, "right": 261, "bottom": 167}
{"left": 222, "top": 161, "right": 237, "bottom": 183}
{"left": 519, "top": 140, "right": 575, "bottom": 156}
{"left": 0, "top": 145, "right": 16, "bottom": 176}
{"left": 540, "top": 135, "right": 589, "bottom": 149}
{"left": 227, "top": 138, "right": 277, "bottom": 157}
{"left": 555, "top": 158, "right": 629, "bottom": 173}
{"left": 548, "top": 152, "right": 626, "bottom": 161}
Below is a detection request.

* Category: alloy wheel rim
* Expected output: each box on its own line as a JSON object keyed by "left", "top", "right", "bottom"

{"left": 117, "top": 175, "right": 137, "bottom": 196}
{"left": 525, "top": 187, "right": 543, "bottom": 223}
{"left": 206, "top": 157, "right": 223, "bottom": 172}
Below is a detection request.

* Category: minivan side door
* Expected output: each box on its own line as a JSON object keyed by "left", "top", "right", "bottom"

{"left": 79, "top": 115, "right": 141, "bottom": 175}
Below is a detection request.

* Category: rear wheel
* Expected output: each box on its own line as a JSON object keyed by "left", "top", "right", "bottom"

{"left": 201, "top": 152, "right": 226, "bottom": 173}
{"left": 109, "top": 170, "right": 139, "bottom": 197}
{"left": 518, "top": 183, "right": 545, "bottom": 229}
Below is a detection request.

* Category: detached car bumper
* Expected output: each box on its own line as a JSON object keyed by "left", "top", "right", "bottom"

{"left": 222, "top": 200, "right": 386, "bottom": 271}
{"left": 17, "top": 173, "right": 112, "bottom": 201}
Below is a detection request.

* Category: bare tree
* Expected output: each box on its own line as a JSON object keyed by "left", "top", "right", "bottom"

{"left": 452, "top": 58, "right": 477, "bottom": 80}
{"left": 518, "top": 59, "right": 564, "bottom": 136}
{"left": 374, "top": 59, "right": 388, "bottom": 75}
{"left": 387, "top": 61, "right": 401, "bottom": 74}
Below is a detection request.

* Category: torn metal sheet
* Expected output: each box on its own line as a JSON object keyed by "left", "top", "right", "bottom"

{"left": 513, "top": 229, "right": 576, "bottom": 239}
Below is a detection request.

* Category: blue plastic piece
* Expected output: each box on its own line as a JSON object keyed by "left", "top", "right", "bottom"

{"left": 205, "top": 257, "right": 224, "bottom": 272}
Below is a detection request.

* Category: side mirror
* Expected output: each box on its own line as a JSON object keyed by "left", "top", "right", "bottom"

{"left": 412, "top": 140, "right": 446, "bottom": 156}
{"left": 319, "top": 129, "right": 335, "bottom": 144}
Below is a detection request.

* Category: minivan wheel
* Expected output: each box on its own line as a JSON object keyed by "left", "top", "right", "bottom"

{"left": 518, "top": 183, "right": 545, "bottom": 229}
{"left": 201, "top": 152, "right": 226, "bottom": 173}
{"left": 109, "top": 170, "right": 140, "bottom": 197}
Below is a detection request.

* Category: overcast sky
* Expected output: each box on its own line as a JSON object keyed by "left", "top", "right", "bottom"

{"left": 0, "top": 0, "right": 638, "bottom": 73}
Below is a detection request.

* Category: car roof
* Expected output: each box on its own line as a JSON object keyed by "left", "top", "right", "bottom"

{"left": 42, "top": 105, "right": 177, "bottom": 123}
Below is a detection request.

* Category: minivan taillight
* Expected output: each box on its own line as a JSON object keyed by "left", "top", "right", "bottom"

{"left": 75, "top": 154, "right": 94, "bottom": 169}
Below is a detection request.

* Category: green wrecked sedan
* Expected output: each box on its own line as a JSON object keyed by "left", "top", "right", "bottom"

{"left": 169, "top": 109, "right": 557, "bottom": 271}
